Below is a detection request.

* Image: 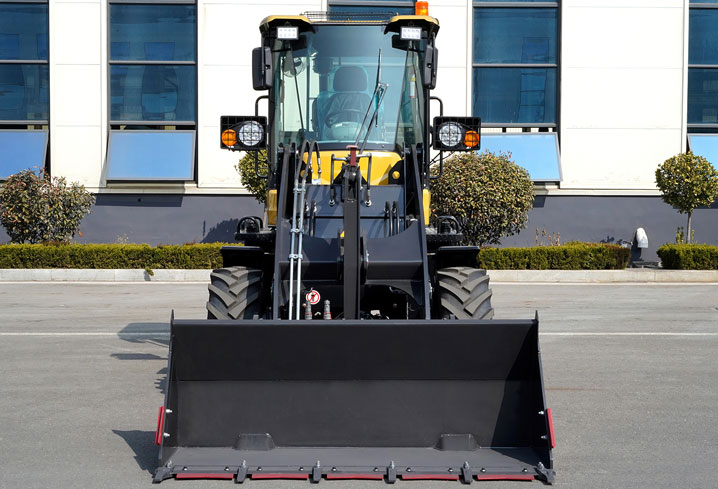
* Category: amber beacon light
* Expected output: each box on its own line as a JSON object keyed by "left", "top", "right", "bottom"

{"left": 415, "top": 1, "right": 429, "bottom": 15}
{"left": 221, "top": 129, "right": 237, "bottom": 147}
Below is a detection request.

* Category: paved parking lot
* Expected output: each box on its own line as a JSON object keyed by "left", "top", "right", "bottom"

{"left": 1, "top": 281, "right": 717, "bottom": 489}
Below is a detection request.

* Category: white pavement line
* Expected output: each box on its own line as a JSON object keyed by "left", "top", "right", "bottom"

{"left": 0, "top": 281, "right": 208, "bottom": 285}
{"left": 492, "top": 282, "right": 718, "bottom": 286}
{"left": 542, "top": 332, "right": 718, "bottom": 336}
{"left": 0, "top": 332, "right": 169, "bottom": 336}
{"left": 2, "top": 331, "right": 717, "bottom": 337}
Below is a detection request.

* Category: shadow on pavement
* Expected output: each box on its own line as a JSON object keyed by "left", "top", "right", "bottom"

{"left": 115, "top": 322, "right": 169, "bottom": 394}
{"left": 117, "top": 322, "right": 170, "bottom": 348}
{"left": 113, "top": 430, "right": 157, "bottom": 475}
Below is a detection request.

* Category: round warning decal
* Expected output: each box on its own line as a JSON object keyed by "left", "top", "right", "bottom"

{"left": 306, "top": 290, "right": 321, "bottom": 305}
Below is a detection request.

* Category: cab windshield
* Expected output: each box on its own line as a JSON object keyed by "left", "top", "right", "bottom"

{"left": 272, "top": 24, "right": 426, "bottom": 152}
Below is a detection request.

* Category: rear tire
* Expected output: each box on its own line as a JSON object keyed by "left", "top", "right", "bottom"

{"left": 436, "top": 267, "right": 494, "bottom": 319}
{"left": 206, "top": 266, "right": 262, "bottom": 320}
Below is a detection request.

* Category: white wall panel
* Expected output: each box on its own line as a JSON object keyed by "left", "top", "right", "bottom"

{"left": 51, "top": 126, "right": 104, "bottom": 187}
{"left": 51, "top": 3, "right": 101, "bottom": 65}
{"left": 52, "top": 65, "right": 102, "bottom": 126}
{"left": 433, "top": 66, "right": 467, "bottom": 118}
{"left": 561, "top": 67, "right": 683, "bottom": 130}
{"left": 562, "top": 5, "right": 683, "bottom": 69}
{"left": 49, "top": 0, "right": 104, "bottom": 190}
{"left": 560, "top": 0, "right": 686, "bottom": 189}
{"left": 561, "top": 128, "right": 682, "bottom": 189}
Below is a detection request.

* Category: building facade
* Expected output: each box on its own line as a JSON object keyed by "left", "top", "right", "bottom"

{"left": 1, "top": 0, "right": 717, "bottom": 259}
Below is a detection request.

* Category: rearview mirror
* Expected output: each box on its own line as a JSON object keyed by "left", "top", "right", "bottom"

{"left": 423, "top": 45, "right": 437, "bottom": 89}
{"left": 252, "top": 47, "right": 273, "bottom": 91}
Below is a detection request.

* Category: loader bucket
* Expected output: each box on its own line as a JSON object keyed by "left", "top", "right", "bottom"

{"left": 154, "top": 314, "right": 555, "bottom": 484}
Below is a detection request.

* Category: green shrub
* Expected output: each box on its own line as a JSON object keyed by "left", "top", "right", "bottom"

{"left": 431, "top": 151, "right": 534, "bottom": 246}
{"left": 0, "top": 170, "right": 95, "bottom": 244}
{"left": 655, "top": 153, "right": 718, "bottom": 243}
{"left": 656, "top": 244, "right": 718, "bottom": 270}
{"left": 477, "top": 243, "right": 630, "bottom": 270}
{"left": 0, "top": 243, "right": 226, "bottom": 269}
{"left": 235, "top": 150, "right": 269, "bottom": 204}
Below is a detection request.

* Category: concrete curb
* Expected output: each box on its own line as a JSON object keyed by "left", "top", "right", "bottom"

{"left": 0, "top": 269, "right": 211, "bottom": 282}
{"left": 1, "top": 268, "right": 717, "bottom": 283}
{"left": 487, "top": 269, "right": 718, "bottom": 283}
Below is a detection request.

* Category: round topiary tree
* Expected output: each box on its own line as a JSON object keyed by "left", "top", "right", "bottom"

{"left": 431, "top": 151, "right": 534, "bottom": 246}
{"left": 235, "top": 150, "right": 269, "bottom": 204}
{"left": 655, "top": 152, "right": 718, "bottom": 243}
{"left": 0, "top": 169, "right": 95, "bottom": 243}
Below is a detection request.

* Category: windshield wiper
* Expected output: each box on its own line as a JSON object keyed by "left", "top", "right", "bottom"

{"left": 287, "top": 47, "right": 305, "bottom": 137}
{"left": 355, "top": 49, "right": 388, "bottom": 154}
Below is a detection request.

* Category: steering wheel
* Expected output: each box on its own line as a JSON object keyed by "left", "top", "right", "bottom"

{"left": 325, "top": 109, "right": 366, "bottom": 128}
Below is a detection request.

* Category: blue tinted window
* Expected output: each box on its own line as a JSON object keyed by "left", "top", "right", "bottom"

{"left": 688, "top": 68, "right": 718, "bottom": 124}
{"left": 0, "top": 4, "right": 48, "bottom": 60}
{"left": 473, "top": 67, "right": 556, "bottom": 124}
{"left": 473, "top": 8, "right": 557, "bottom": 64}
{"left": 688, "top": 134, "right": 718, "bottom": 166}
{"left": 689, "top": 9, "right": 718, "bottom": 65}
{"left": 110, "top": 65, "right": 196, "bottom": 122}
{"left": 0, "top": 130, "right": 47, "bottom": 178}
{"left": 480, "top": 133, "right": 561, "bottom": 181}
{"left": 109, "top": 5, "right": 196, "bottom": 61}
{"left": 0, "top": 64, "right": 49, "bottom": 121}
{"left": 107, "top": 131, "right": 195, "bottom": 180}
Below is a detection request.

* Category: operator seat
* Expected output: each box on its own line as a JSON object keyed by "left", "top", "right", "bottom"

{"left": 322, "top": 66, "right": 371, "bottom": 139}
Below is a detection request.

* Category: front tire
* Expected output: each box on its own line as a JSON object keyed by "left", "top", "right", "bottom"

{"left": 436, "top": 266, "right": 494, "bottom": 319}
{"left": 206, "top": 266, "right": 262, "bottom": 320}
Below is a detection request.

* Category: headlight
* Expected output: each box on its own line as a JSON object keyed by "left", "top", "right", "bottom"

{"left": 237, "top": 120, "right": 265, "bottom": 147}
{"left": 219, "top": 116, "right": 267, "bottom": 150}
{"left": 438, "top": 122, "right": 463, "bottom": 148}
{"left": 432, "top": 116, "right": 482, "bottom": 151}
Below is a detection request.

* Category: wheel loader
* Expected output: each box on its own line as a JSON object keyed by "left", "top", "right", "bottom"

{"left": 153, "top": 7, "right": 555, "bottom": 484}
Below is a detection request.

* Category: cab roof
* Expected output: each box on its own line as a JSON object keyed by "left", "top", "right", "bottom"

{"left": 259, "top": 13, "right": 439, "bottom": 35}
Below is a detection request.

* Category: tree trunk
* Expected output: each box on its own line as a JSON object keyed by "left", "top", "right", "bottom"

{"left": 687, "top": 212, "right": 693, "bottom": 244}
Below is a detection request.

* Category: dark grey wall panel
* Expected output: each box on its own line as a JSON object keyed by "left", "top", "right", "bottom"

{"left": 1, "top": 194, "right": 716, "bottom": 262}
{"left": 0, "top": 194, "right": 263, "bottom": 246}
{"left": 501, "top": 195, "right": 718, "bottom": 261}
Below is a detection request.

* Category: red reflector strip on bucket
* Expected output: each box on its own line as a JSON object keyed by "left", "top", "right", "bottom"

{"left": 326, "top": 474, "right": 385, "bottom": 480}
{"left": 154, "top": 406, "right": 164, "bottom": 446}
{"left": 401, "top": 474, "right": 460, "bottom": 480}
{"left": 251, "top": 473, "right": 310, "bottom": 480}
{"left": 175, "top": 473, "right": 234, "bottom": 480}
{"left": 475, "top": 474, "right": 535, "bottom": 481}
{"left": 547, "top": 407, "right": 556, "bottom": 448}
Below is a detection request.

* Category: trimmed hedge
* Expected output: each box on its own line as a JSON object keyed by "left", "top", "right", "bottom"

{"left": 657, "top": 244, "right": 718, "bottom": 270}
{"left": 0, "top": 242, "right": 630, "bottom": 271}
{"left": 0, "top": 243, "right": 226, "bottom": 269}
{"left": 477, "top": 243, "right": 630, "bottom": 270}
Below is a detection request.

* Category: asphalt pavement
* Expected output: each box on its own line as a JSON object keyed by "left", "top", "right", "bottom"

{"left": 0, "top": 281, "right": 717, "bottom": 489}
